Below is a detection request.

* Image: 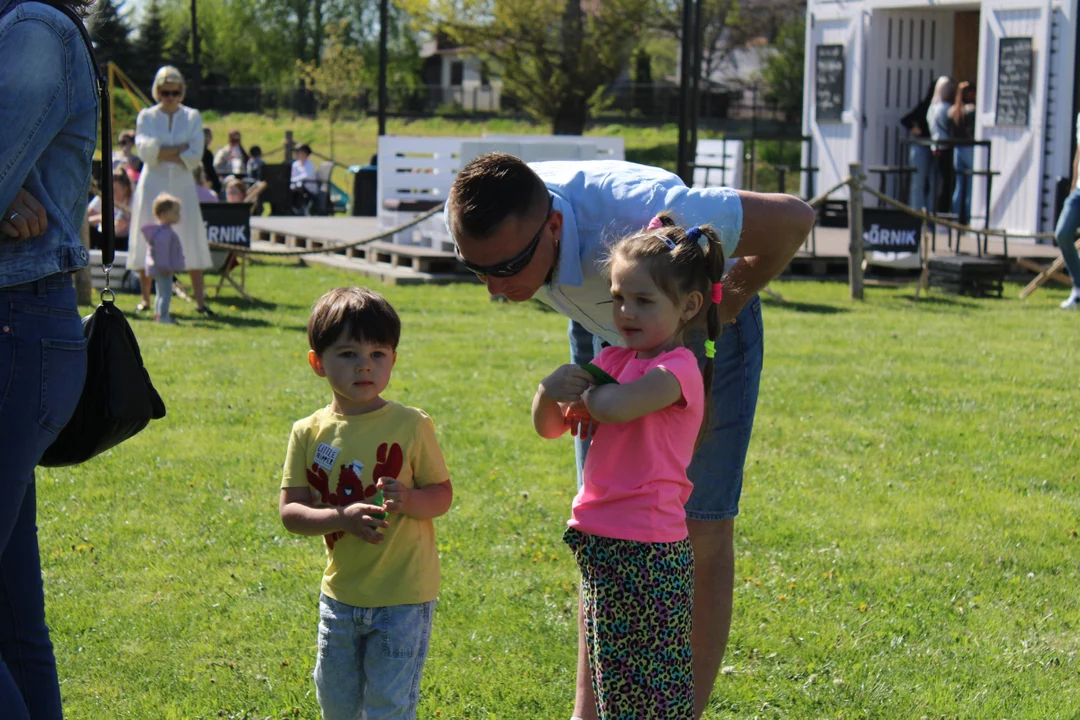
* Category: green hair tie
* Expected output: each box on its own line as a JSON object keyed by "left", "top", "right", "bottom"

{"left": 704, "top": 340, "right": 716, "bottom": 359}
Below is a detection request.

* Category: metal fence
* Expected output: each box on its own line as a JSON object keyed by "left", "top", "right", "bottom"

{"left": 188, "top": 82, "right": 801, "bottom": 132}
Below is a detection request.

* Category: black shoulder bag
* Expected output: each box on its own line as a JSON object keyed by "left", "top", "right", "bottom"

{"left": 39, "top": 5, "right": 166, "bottom": 467}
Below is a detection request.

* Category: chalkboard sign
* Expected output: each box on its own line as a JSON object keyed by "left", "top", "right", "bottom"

{"left": 815, "top": 44, "right": 845, "bottom": 122}
{"left": 995, "top": 37, "right": 1032, "bottom": 127}
{"left": 862, "top": 208, "right": 921, "bottom": 253}
{"left": 201, "top": 202, "right": 251, "bottom": 248}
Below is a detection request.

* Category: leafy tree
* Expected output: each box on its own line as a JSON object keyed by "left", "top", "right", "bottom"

{"left": 405, "top": 0, "right": 653, "bottom": 134}
{"left": 133, "top": 0, "right": 168, "bottom": 87}
{"left": 88, "top": 0, "right": 136, "bottom": 70}
{"left": 297, "top": 20, "right": 367, "bottom": 156}
{"left": 760, "top": 15, "right": 804, "bottom": 122}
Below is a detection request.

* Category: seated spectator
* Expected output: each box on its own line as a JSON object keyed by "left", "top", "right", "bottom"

{"left": 201, "top": 127, "right": 221, "bottom": 194}
{"left": 290, "top": 143, "right": 320, "bottom": 214}
{"left": 87, "top": 168, "right": 133, "bottom": 251}
{"left": 247, "top": 145, "right": 265, "bottom": 182}
{"left": 112, "top": 129, "right": 143, "bottom": 183}
{"left": 224, "top": 178, "right": 247, "bottom": 203}
{"left": 193, "top": 166, "right": 220, "bottom": 203}
{"left": 214, "top": 129, "right": 249, "bottom": 178}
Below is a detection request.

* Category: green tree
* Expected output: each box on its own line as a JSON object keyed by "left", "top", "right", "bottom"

{"left": 89, "top": 0, "right": 136, "bottom": 70}
{"left": 405, "top": 0, "right": 653, "bottom": 134}
{"left": 297, "top": 20, "right": 367, "bottom": 156}
{"left": 760, "top": 15, "right": 804, "bottom": 122}
{"left": 133, "top": 0, "right": 168, "bottom": 87}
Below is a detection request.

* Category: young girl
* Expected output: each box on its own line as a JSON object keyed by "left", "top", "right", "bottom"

{"left": 532, "top": 215, "right": 726, "bottom": 719}
{"left": 141, "top": 193, "right": 186, "bottom": 324}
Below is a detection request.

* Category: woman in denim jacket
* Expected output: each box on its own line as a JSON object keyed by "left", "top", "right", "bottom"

{"left": 0, "top": 0, "right": 97, "bottom": 716}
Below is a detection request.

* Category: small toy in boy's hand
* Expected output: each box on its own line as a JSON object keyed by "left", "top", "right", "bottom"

{"left": 580, "top": 363, "right": 619, "bottom": 385}
{"left": 369, "top": 488, "right": 387, "bottom": 520}
{"left": 564, "top": 401, "right": 598, "bottom": 440}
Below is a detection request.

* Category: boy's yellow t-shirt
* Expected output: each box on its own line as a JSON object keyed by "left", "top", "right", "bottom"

{"left": 282, "top": 402, "right": 450, "bottom": 608}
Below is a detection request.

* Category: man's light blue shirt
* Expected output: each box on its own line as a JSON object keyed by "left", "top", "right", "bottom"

{"left": 0, "top": 0, "right": 96, "bottom": 287}
{"left": 532, "top": 160, "right": 742, "bottom": 345}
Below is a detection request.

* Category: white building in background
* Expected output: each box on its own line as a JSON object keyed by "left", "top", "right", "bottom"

{"left": 802, "top": 0, "right": 1079, "bottom": 237}
{"left": 420, "top": 35, "right": 502, "bottom": 112}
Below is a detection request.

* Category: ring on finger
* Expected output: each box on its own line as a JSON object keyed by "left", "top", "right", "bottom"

{"left": 8, "top": 211, "right": 19, "bottom": 221}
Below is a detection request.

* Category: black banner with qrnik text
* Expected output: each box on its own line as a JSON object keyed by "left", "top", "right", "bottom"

{"left": 200, "top": 202, "right": 251, "bottom": 248}
{"left": 862, "top": 208, "right": 921, "bottom": 253}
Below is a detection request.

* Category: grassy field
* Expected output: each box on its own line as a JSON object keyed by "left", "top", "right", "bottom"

{"left": 41, "top": 262, "right": 1079, "bottom": 719}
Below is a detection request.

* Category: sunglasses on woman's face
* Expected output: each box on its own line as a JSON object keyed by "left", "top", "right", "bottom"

{"left": 454, "top": 195, "right": 554, "bottom": 279}
{"left": 159, "top": 90, "right": 182, "bottom": 98}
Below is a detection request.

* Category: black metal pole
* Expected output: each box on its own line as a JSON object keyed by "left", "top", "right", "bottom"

{"left": 377, "top": 0, "right": 389, "bottom": 136}
{"left": 675, "top": 0, "right": 694, "bottom": 183}
{"left": 688, "top": 0, "right": 704, "bottom": 164}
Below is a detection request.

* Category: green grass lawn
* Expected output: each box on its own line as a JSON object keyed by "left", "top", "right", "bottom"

{"left": 41, "top": 263, "right": 1079, "bottom": 719}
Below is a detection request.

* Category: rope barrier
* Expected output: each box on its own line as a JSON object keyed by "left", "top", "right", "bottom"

{"left": 806, "top": 177, "right": 854, "bottom": 210}
{"left": 208, "top": 203, "right": 447, "bottom": 257}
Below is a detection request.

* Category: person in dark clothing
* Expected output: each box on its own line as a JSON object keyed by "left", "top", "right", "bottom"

{"left": 201, "top": 126, "right": 221, "bottom": 195}
{"left": 900, "top": 82, "right": 936, "bottom": 212}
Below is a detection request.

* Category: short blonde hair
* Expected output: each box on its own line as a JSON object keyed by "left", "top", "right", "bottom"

{"left": 152, "top": 193, "right": 181, "bottom": 219}
{"left": 152, "top": 65, "right": 186, "bottom": 102}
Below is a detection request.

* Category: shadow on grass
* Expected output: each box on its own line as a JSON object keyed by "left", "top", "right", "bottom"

{"left": 901, "top": 294, "right": 981, "bottom": 309}
{"left": 179, "top": 314, "right": 275, "bottom": 329}
{"left": 762, "top": 297, "right": 851, "bottom": 315}
{"left": 207, "top": 296, "right": 299, "bottom": 312}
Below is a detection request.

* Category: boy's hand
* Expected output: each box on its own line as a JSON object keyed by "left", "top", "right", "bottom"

{"left": 539, "top": 364, "right": 595, "bottom": 402}
{"left": 564, "top": 401, "right": 599, "bottom": 441}
{"left": 378, "top": 478, "right": 412, "bottom": 515}
{"left": 341, "top": 503, "right": 390, "bottom": 545}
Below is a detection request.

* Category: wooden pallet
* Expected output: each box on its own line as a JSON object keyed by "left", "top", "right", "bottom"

{"left": 927, "top": 255, "right": 1006, "bottom": 298}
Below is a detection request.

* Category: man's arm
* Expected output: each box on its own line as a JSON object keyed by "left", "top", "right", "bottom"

{"left": 722, "top": 191, "right": 816, "bottom": 324}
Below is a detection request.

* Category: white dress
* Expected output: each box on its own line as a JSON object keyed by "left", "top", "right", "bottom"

{"left": 127, "top": 104, "right": 212, "bottom": 271}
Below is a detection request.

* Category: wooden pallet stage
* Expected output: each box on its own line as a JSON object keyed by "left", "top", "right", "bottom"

{"left": 250, "top": 216, "right": 476, "bottom": 285}
{"left": 247, "top": 216, "right": 1062, "bottom": 285}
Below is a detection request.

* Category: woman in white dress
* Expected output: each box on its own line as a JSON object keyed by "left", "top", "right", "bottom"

{"left": 128, "top": 66, "right": 215, "bottom": 315}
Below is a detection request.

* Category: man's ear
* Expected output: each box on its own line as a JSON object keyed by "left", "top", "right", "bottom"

{"left": 308, "top": 350, "right": 326, "bottom": 377}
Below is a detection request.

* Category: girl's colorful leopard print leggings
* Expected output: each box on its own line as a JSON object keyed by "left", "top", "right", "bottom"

{"left": 564, "top": 527, "right": 695, "bottom": 720}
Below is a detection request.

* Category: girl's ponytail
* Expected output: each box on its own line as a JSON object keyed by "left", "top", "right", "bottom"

{"left": 695, "top": 225, "right": 726, "bottom": 451}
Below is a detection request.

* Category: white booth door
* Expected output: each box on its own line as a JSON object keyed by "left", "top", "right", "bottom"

{"left": 802, "top": 5, "right": 867, "bottom": 200}
{"left": 974, "top": 0, "right": 1052, "bottom": 234}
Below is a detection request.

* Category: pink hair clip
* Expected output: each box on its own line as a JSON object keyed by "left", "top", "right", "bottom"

{"left": 646, "top": 216, "right": 663, "bottom": 231}
{"left": 711, "top": 283, "right": 723, "bottom": 303}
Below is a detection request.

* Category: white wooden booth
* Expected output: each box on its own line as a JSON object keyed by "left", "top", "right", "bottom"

{"left": 376, "top": 135, "right": 625, "bottom": 251}
{"left": 802, "top": 0, "right": 1079, "bottom": 238}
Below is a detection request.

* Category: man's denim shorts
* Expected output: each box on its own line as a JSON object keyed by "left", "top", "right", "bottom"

{"left": 570, "top": 295, "right": 764, "bottom": 522}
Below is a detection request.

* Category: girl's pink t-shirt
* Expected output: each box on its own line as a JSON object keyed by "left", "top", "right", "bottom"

{"left": 568, "top": 346, "right": 705, "bottom": 543}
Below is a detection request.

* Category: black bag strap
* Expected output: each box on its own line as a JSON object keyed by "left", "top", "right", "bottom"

{"left": 49, "top": 4, "right": 115, "bottom": 287}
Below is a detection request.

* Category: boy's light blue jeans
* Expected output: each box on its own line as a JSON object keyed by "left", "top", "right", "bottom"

{"left": 314, "top": 594, "right": 435, "bottom": 720}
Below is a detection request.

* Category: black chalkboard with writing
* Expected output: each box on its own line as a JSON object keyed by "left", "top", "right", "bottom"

{"left": 995, "top": 37, "right": 1032, "bottom": 126}
{"left": 815, "top": 44, "right": 845, "bottom": 122}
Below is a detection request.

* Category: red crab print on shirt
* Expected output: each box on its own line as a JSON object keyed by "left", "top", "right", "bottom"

{"left": 305, "top": 442, "right": 404, "bottom": 549}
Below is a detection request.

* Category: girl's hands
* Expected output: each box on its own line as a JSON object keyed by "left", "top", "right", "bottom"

{"left": 539, "top": 364, "right": 595, "bottom": 402}
{"left": 564, "top": 401, "right": 599, "bottom": 441}
{"left": 378, "top": 478, "right": 412, "bottom": 515}
{"left": 341, "top": 502, "right": 390, "bottom": 545}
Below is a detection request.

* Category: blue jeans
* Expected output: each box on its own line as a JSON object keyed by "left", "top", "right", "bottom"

{"left": 952, "top": 146, "right": 974, "bottom": 225}
{"left": 313, "top": 594, "right": 436, "bottom": 720}
{"left": 153, "top": 274, "right": 173, "bottom": 320}
{"left": 0, "top": 274, "right": 87, "bottom": 720}
{"left": 908, "top": 144, "right": 932, "bottom": 212}
{"left": 570, "top": 295, "right": 764, "bottom": 521}
{"left": 1054, "top": 188, "right": 1080, "bottom": 289}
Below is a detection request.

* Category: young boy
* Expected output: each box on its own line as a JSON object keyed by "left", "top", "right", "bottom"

{"left": 280, "top": 287, "right": 453, "bottom": 720}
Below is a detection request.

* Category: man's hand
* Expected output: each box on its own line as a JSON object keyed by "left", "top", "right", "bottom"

{"left": 340, "top": 502, "right": 390, "bottom": 545}
{"left": 2, "top": 189, "right": 48, "bottom": 239}
{"left": 539, "top": 364, "right": 595, "bottom": 402}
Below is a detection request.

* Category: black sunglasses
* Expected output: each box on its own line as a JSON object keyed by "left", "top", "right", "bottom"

{"left": 159, "top": 90, "right": 182, "bottom": 98}
{"left": 454, "top": 194, "right": 553, "bottom": 278}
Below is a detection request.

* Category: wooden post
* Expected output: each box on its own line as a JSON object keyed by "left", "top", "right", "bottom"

{"left": 848, "top": 162, "right": 864, "bottom": 300}
{"left": 284, "top": 130, "right": 294, "bottom": 165}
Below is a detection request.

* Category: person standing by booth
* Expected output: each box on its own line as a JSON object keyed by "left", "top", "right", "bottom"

{"left": 949, "top": 81, "right": 977, "bottom": 225}
{"left": 901, "top": 83, "right": 936, "bottom": 212}
{"left": 927, "top": 76, "right": 957, "bottom": 215}
{"left": 1053, "top": 112, "right": 1080, "bottom": 310}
